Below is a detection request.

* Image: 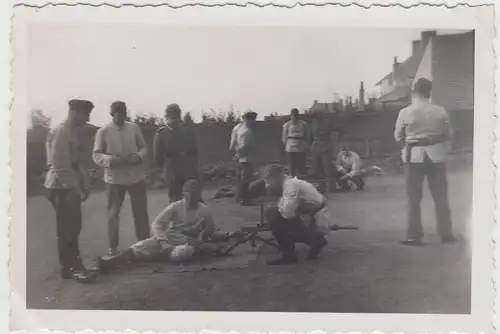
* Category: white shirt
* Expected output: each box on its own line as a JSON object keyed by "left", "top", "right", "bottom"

{"left": 282, "top": 120, "right": 310, "bottom": 152}
{"left": 229, "top": 123, "right": 256, "bottom": 163}
{"left": 151, "top": 199, "right": 215, "bottom": 246}
{"left": 394, "top": 99, "right": 454, "bottom": 163}
{"left": 93, "top": 121, "right": 148, "bottom": 185}
{"left": 278, "top": 176, "right": 326, "bottom": 220}
{"left": 336, "top": 151, "right": 363, "bottom": 177}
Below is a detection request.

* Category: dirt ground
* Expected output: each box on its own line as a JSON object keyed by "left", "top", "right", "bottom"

{"left": 26, "top": 169, "right": 472, "bottom": 313}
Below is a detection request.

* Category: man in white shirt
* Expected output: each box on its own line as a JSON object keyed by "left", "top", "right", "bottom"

{"left": 93, "top": 101, "right": 150, "bottom": 255}
{"left": 45, "top": 99, "right": 97, "bottom": 283}
{"left": 282, "top": 108, "right": 311, "bottom": 177}
{"left": 229, "top": 111, "right": 258, "bottom": 206}
{"left": 96, "top": 180, "right": 229, "bottom": 272}
{"left": 262, "top": 164, "right": 329, "bottom": 265}
{"left": 336, "top": 148, "right": 365, "bottom": 191}
{"left": 394, "top": 78, "right": 457, "bottom": 246}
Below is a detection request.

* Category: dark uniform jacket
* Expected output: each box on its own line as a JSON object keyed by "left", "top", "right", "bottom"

{"left": 153, "top": 124, "right": 199, "bottom": 183}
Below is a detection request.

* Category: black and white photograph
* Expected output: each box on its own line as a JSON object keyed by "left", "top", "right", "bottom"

{"left": 9, "top": 3, "right": 495, "bottom": 333}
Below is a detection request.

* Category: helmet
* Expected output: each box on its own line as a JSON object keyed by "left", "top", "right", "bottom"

{"left": 170, "top": 244, "right": 196, "bottom": 263}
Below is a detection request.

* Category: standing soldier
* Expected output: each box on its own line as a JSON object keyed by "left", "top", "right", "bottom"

{"left": 93, "top": 101, "right": 150, "bottom": 256}
{"left": 44, "top": 99, "right": 97, "bottom": 283}
{"left": 309, "top": 111, "right": 335, "bottom": 193}
{"left": 229, "top": 111, "right": 258, "bottom": 206}
{"left": 154, "top": 104, "right": 201, "bottom": 203}
{"left": 394, "top": 78, "right": 457, "bottom": 246}
{"left": 282, "top": 108, "right": 311, "bottom": 178}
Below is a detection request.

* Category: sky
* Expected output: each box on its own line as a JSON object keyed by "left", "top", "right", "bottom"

{"left": 26, "top": 24, "right": 423, "bottom": 126}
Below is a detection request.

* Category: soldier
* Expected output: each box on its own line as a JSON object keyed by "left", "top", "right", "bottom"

{"left": 282, "top": 108, "right": 311, "bottom": 178}
{"left": 229, "top": 111, "right": 258, "bottom": 206}
{"left": 335, "top": 147, "right": 365, "bottom": 191}
{"left": 154, "top": 104, "right": 201, "bottom": 203}
{"left": 93, "top": 101, "right": 150, "bottom": 256}
{"left": 394, "top": 78, "right": 457, "bottom": 246}
{"left": 309, "top": 111, "right": 335, "bottom": 193}
{"left": 44, "top": 99, "right": 97, "bottom": 283}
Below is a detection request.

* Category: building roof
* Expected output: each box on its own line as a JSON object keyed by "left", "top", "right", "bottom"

{"left": 431, "top": 31, "right": 474, "bottom": 111}
{"left": 377, "top": 85, "right": 411, "bottom": 103}
{"left": 310, "top": 101, "right": 337, "bottom": 113}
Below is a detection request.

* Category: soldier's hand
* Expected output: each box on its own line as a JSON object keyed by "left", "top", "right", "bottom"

{"left": 109, "top": 156, "right": 124, "bottom": 168}
{"left": 125, "top": 154, "right": 142, "bottom": 165}
{"left": 79, "top": 187, "right": 90, "bottom": 202}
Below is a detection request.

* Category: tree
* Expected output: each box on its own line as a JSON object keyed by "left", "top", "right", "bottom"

{"left": 132, "top": 113, "right": 164, "bottom": 126}
{"left": 29, "top": 109, "right": 51, "bottom": 130}
{"left": 183, "top": 112, "right": 195, "bottom": 124}
{"left": 201, "top": 112, "right": 217, "bottom": 124}
{"left": 225, "top": 110, "right": 237, "bottom": 125}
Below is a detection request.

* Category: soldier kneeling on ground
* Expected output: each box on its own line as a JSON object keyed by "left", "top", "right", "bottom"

{"left": 96, "top": 179, "right": 230, "bottom": 272}
{"left": 335, "top": 147, "right": 366, "bottom": 191}
{"left": 262, "top": 164, "right": 333, "bottom": 265}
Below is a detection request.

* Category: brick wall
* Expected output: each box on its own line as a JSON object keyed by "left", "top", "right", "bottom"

{"left": 26, "top": 109, "right": 474, "bottom": 177}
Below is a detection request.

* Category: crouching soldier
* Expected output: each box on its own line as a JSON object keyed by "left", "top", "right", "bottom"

{"left": 336, "top": 147, "right": 365, "bottom": 191}
{"left": 262, "top": 164, "right": 332, "bottom": 265}
{"left": 96, "top": 180, "right": 229, "bottom": 272}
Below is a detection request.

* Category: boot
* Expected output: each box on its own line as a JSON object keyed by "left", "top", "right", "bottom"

{"left": 307, "top": 233, "right": 328, "bottom": 259}
{"left": 97, "top": 248, "right": 136, "bottom": 273}
{"left": 267, "top": 231, "right": 297, "bottom": 265}
{"left": 61, "top": 262, "right": 98, "bottom": 284}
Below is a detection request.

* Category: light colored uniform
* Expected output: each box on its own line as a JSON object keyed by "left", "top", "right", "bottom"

{"left": 92, "top": 121, "right": 148, "bottom": 185}
{"left": 336, "top": 151, "right": 364, "bottom": 177}
{"left": 132, "top": 199, "right": 214, "bottom": 258}
{"left": 282, "top": 120, "right": 310, "bottom": 153}
{"left": 394, "top": 99, "right": 454, "bottom": 163}
{"left": 229, "top": 123, "right": 257, "bottom": 163}
{"left": 278, "top": 176, "right": 335, "bottom": 234}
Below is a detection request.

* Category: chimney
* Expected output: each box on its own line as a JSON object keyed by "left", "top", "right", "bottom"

{"left": 392, "top": 56, "right": 399, "bottom": 82}
{"left": 420, "top": 30, "right": 437, "bottom": 48}
{"left": 359, "top": 81, "right": 365, "bottom": 109}
{"left": 412, "top": 40, "right": 421, "bottom": 56}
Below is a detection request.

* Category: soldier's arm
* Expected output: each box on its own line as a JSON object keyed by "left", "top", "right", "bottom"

{"left": 92, "top": 128, "right": 117, "bottom": 168}
{"left": 186, "top": 126, "right": 199, "bottom": 157}
{"left": 394, "top": 109, "right": 406, "bottom": 143}
{"left": 442, "top": 109, "right": 454, "bottom": 141}
{"left": 153, "top": 129, "right": 166, "bottom": 170}
{"left": 134, "top": 124, "right": 148, "bottom": 161}
{"left": 229, "top": 125, "right": 238, "bottom": 152}
{"left": 278, "top": 182, "right": 300, "bottom": 220}
{"left": 151, "top": 202, "right": 175, "bottom": 239}
{"left": 281, "top": 123, "right": 288, "bottom": 146}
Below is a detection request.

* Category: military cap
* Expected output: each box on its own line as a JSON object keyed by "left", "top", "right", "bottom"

{"left": 165, "top": 103, "right": 181, "bottom": 117}
{"left": 68, "top": 99, "right": 94, "bottom": 113}
{"left": 413, "top": 78, "right": 432, "bottom": 96}
{"left": 242, "top": 111, "right": 257, "bottom": 120}
{"left": 110, "top": 100, "right": 127, "bottom": 115}
{"left": 183, "top": 179, "right": 201, "bottom": 192}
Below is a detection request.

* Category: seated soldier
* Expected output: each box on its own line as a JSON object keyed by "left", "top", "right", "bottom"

{"left": 336, "top": 147, "right": 365, "bottom": 191}
{"left": 262, "top": 164, "right": 329, "bottom": 265}
{"left": 97, "top": 179, "right": 229, "bottom": 272}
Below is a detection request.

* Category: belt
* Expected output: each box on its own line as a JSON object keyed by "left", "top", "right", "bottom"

{"left": 404, "top": 141, "right": 435, "bottom": 163}
{"left": 287, "top": 136, "right": 306, "bottom": 140}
